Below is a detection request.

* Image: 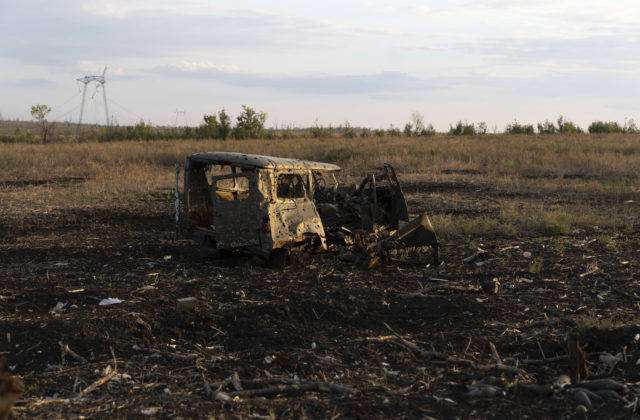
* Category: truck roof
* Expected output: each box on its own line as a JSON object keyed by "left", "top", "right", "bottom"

{"left": 187, "top": 152, "right": 341, "bottom": 171}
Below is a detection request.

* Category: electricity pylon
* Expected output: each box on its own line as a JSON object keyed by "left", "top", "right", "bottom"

{"left": 174, "top": 109, "right": 188, "bottom": 127}
{"left": 77, "top": 67, "right": 109, "bottom": 128}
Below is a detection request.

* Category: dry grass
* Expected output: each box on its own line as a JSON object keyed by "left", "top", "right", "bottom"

{"left": 2, "top": 133, "right": 640, "bottom": 179}
{"left": 1, "top": 134, "right": 639, "bottom": 237}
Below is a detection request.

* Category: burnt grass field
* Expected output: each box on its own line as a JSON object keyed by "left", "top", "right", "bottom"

{"left": 1, "top": 135, "right": 640, "bottom": 419}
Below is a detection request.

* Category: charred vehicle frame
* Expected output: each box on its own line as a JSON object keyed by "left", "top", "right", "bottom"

{"left": 175, "top": 152, "right": 438, "bottom": 264}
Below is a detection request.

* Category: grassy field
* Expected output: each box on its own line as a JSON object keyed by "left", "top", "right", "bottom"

{"left": 3, "top": 134, "right": 640, "bottom": 418}
{"left": 1, "top": 134, "right": 639, "bottom": 237}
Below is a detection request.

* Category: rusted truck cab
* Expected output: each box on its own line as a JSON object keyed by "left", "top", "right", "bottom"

{"left": 181, "top": 152, "right": 340, "bottom": 257}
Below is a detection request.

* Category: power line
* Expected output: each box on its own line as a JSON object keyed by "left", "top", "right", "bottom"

{"left": 52, "top": 103, "right": 81, "bottom": 122}
{"left": 49, "top": 91, "right": 82, "bottom": 120}
{"left": 107, "top": 97, "right": 146, "bottom": 123}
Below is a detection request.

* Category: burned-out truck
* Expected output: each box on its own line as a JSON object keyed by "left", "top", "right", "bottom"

{"left": 175, "top": 152, "right": 438, "bottom": 264}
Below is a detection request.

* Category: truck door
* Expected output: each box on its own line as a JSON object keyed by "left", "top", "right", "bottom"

{"left": 269, "top": 171, "right": 327, "bottom": 249}
{"left": 212, "top": 170, "right": 262, "bottom": 249}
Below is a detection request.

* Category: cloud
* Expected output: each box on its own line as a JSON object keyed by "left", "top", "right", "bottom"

{"left": 0, "top": 79, "right": 57, "bottom": 88}
{"left": 0, "top": 1, "right": 355, "bottom": 71}
{"left": 456, "top": 35, "right": 640, "bottom": 71}
{"left": 152, "top": 56, "right": 640, "bottom": 101}
{"left": 153, "top": 64, "right": 430, "bottom": 95}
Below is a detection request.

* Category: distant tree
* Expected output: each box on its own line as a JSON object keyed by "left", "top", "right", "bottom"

{"left": 449, "top": 120, "right": 476, "bottom": 136}
{"left": 403, "top": 123, "right": 413, "bottom": 137}
{"left": 411, "top": 111, "right": 425, "bottom": 135}
{"left": 505, "top": 120, "right": 535, "bottom": 135}
{"left": 374, "top": 128, "right": 386, "bottom": 137}
{"left": 311, "top": 122, "right": 330, "bottom": 138}
{"left": 387, "top": 124, "right": 401, "bottom": 137}
{"left": 557, "top": 115, "right": 582, "bottom": 134}
{"left": 234, "top": 105, "right": 266, "bottom": 139}
{"left": 537, "top": 119, "right": 557, "bottom": 134}
{"left": 218, "top": 109, "right": 232, "bottom": 139}
{"left": 625, "top": 118, "right": 638, "bottom": 133}
{"left": 281, "top": 124, "right": 295, "bottom": 139}
{"left": 344, "top": 120, "right": 356, "bottom": 138}
{"left": 588, "top": 120, "right": 624, "bottom": 134}
{"left": 129, "top": 120, "right": 156, "bottom": 141}
{"left": 422, "top": 123, "right": 436, "bottom": 136}
{"left": 202, "top": 114, "right": 220, "bottom": 138}
{"left": 13, "top": 126, "right": 24, "bottom": 140}
{"left": 477, "top": 122, "right": 487, "bottom": 135}
{"left": 183, "top": 126, "right": 193, "bottom": 138}
{"left": 30, "top": 104, "right": 52, "bottom": 143}
{"left": 264, "top": 128, "right": 278, "bottom": 140}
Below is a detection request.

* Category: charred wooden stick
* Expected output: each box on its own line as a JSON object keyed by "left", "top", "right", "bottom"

{"left": 514, "top": 352, "right": 605, "bottom": 366}
{"left": 568, "top": 333, "right": 589, "bottom": 380}
{"left": 26, "top": 398, "right": 72, "bottom": 408}
{"left": 611, "top": 288, "right": 639, "bottom": 302}
{"left": 384, "top": 323, "right": 474, "bottom": 365}
{"left": 515, "top": 355, "right": 569, "bottom": 365}
{"left": 517, "top": 317, "right": 575, "bottom": 330}
{"left": 232, "top": 372, "right": 243, "bottom": 391}
{"left": 579, "top": 267, "right": 599, "bottom": 278}
{"left": 227, "top": 381, "right": 356, "bottom": 398}
{"left": 476, "top": 363, "right": 528, "bottom": 376}
{"left": 488, "top": 342, "right": 502, "bottom": 365}
{"left": 228, "top": 378, "right": 301, "bottom": 387}
{"left": 485, "top": 342, "right": 529, "bottom": 376}
{"left": 201, "top": 374, "right": 213, "bottom": 399}
{"left": 399, "top": 284, "right": 482, "bottom": 298}
{"left": 385, "top": 324, "right": 530, "bottom": 377}
{"left": 110, "top": 346, "right": 118, "bottom": 372}
{"left": 59, "top": 341, "right": 87, "bottom": 364}
{"left": 79, "top": 370, "right": 117, "bottom": 396}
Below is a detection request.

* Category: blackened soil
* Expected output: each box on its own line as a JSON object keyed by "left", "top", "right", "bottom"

{"left": 1, "top": 181, "right": 640, "bottom": 419}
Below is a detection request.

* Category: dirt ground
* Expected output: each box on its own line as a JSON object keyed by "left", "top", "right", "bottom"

{"left": 1, "top": 174, "right": 640, "bottom": 419}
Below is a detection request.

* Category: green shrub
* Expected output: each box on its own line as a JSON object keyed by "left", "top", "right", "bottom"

{"left": 557, "top": 115, "right": 582, "bottom": 134}
{"left": 122, "top": 121, "right": 157, "bottom": 141}
{"left": 588, "top": 121, "right": 624, "bottom": 133}
{"left": 13, "top": 127, "right": 24, "bottom": 141}
{"left": 403, "top": 123, "right": 413, "bottom": 137}
{"left": 505, "top": 120, "right": 535, "bottom": 135}
{"left": 311, "top": 124, "right": 330, "bottom": 138}
{"left": 281, "top": 125, "right": 295, "bottom": 139}
{"left": 387, "top": 125, "right": 401, "bottom": 137}
{"left": 232, "top": 128, "right": 250, "bottom": 140}
{"left": 420, "top": 123, "right": 436, "bottom": 137}
{"left": 343, "top": 121, "right": 356, "bottom": 138}
{"left": 588, "top": 120, "right": 638, "bottom": 134}
{"left": 537, "top": 120, "right": 557, "bottom": 134}
{"left": 449, "top": 121, "right": 476, "bottom": 136}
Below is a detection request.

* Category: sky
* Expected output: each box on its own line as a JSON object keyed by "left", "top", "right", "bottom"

{"left": 1, "top": 0, "right": 640, "bottom": 130}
